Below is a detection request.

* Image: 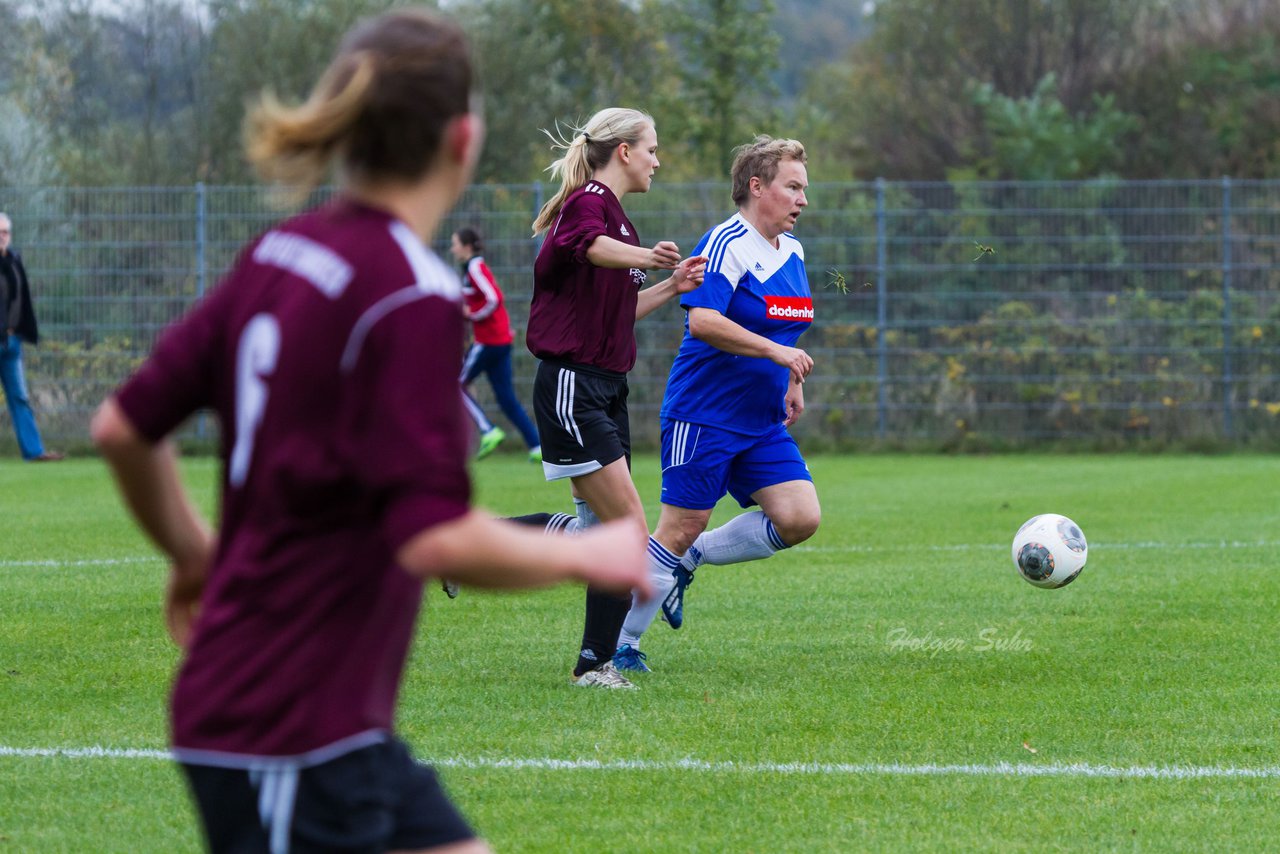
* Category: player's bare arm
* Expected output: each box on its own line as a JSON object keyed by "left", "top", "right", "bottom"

{"left": 90, "top": 396, "right": 214, "bottom": 647}
{"left": 636, "top": 255, "right": 707, "bottom": 320}
{"left": 688, "top": 306, "right": 814, "bottom": 383}
{"left": 397, "top": 511, "right": 652, "bottom": 600}
{"left": 585, "top": 235, "right": 681, "bottom": 270}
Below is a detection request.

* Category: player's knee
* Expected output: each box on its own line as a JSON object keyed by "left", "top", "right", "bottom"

{"left": 774, "top": 507, "right": 820, "bottom": 547}
{"left": 653, "top": 512, "right": 704, "bottom": 555}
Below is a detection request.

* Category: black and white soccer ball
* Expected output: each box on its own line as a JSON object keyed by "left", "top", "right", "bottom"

{"left": 1011, "top": 514, "right": 1088, "bottom": 589}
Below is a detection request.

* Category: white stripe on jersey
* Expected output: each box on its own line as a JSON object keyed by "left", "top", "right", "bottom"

{"left": 706, "top": 221, "right": 748, "bottom": 277}
{"left": 556, "top": 368, "right": 584, "bottom": 446}
{"left": 701, "top": 213, "right": 805, "bottom": 288}
{"left": 390, "top": 222, "right": 461, "bottom": 301}
{"left": 340, "top": 222, "right": 462, "bottom": 373}
{"left": 253, "top": 231, "right": 354, "bottom": 299}
{"left": 465, "top": 257, "right": 501, "bottom": 320}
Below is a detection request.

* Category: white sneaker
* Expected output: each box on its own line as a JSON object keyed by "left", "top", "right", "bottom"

{"left": 572, "top": 661, "right": 637, "bottom": 689}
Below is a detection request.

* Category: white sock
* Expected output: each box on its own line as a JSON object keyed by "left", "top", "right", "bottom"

{"left": 685, "top": 510, "right": 787, "bottom": 569}
{"left": 618, "top": 537, "right": 681, "bottom": 649}
{"left": 545, "top": 513, "right": 575, "bottom": 534}
{"left": 573, "top": 497, "right": 600, "bottom": 531}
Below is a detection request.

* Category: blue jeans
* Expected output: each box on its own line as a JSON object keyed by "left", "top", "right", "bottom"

{"left": 459, "top": 343, "right": 540, "bottom": 449}
{"left": 0, "top": 334, "right": 46, "bottom": 459}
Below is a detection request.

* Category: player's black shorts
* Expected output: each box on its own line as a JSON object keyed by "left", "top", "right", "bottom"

{"left": 181, "top": 737, "right": 474, "bottom": 853}
{"left": 532, "top": 359, "right": 630, "bottom": 481}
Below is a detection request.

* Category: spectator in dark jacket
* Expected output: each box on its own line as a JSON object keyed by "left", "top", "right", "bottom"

{"left": 0, "top": 212, "right": 63, "bottom": 461}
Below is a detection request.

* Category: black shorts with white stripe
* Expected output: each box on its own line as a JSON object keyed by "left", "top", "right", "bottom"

{"left": 532, "top": 359, "right": 630, "bottom": 481}
{"left": 181, "top": 737, "right": 473, "bottom": 853}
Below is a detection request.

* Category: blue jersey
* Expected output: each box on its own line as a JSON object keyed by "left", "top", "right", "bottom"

{"left": 661, "top": 213, "right": 813, "bottom": 436}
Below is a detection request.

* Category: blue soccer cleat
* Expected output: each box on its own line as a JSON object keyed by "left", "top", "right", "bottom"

{"left": 613, "top": 644, "right": 651, "bottom": 673}
{"left": 660, "top": 566, "right": 694, "bottom": 630}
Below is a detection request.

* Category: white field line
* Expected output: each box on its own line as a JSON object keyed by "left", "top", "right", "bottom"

{"left": 3, "top": 539, "right": 1277, "bottom": 570}
{"left": 794, "top": 539, "right": 1280, "bottom": 554}
{"left": 0, "top": 557, "right": 164, "bottom": 568}
{"left": 2, "top": 746, "right": 1279, "bottom": 781}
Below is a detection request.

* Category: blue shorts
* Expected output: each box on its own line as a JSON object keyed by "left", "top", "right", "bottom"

{"left": 660, "top": 419, "right": 811, "bottom": 511}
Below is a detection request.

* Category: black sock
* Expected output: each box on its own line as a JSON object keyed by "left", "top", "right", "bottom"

{"left": 574, "top": 587, "right": 632, "bottom": 676}
{"left": 507, "top": 512, "right": 553, "bottom": 528}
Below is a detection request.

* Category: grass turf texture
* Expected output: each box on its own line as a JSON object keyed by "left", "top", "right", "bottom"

{"left": 3, "top": 453, "right": 1280, "bottom": 851}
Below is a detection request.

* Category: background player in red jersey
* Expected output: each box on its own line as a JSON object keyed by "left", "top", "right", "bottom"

{"left": 523, "top": 107, "right": 705, "bottom": 688}
{"left": 91, "top": 9, "right": 648, "bottom": 853}
{"left": 450, "top": 226, "right": 542, "bottom": 462}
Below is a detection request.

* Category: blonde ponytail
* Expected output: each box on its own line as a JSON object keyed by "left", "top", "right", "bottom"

{"left": 532, "top": 107, "right": 654, "bottom": 235}
{"left": 245, "top": 53, "right": 378, "bottom": 202}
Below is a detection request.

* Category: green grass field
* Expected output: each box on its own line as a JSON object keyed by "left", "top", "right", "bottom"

{"left": 4, "top": 453, "right": 1280, "bottom": 852}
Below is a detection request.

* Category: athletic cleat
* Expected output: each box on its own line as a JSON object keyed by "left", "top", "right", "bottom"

{"left": 441, "top": 579, "right": 459, "bottom": 599}
{"left": 660, "top": 566, "right": 694, "bottom": 630}
{"left": 476, "top": 427, "right": 506, "bottom": 459}
{"left": 527, "top": 445, "right": 543, "bottom": 464}
{"left": 613, "top": 644, "right": 651, "bottom": 673}
{"left": 572, "top": 661, "right": 637, "bottom": 689}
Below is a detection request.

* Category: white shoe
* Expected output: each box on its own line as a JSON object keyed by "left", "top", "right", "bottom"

{"left": 572, "top": 661, "right": 637, "bottom": 689}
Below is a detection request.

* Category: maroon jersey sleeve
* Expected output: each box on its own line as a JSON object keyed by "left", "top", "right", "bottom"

{"left": 338, "top": 290, "right": 473, "bottom": 553}
{"left": 546, "top": 189, "right": 609, "bottom": 265}
{"left": 114, "top": 281, "right": 234, "bottom": 443}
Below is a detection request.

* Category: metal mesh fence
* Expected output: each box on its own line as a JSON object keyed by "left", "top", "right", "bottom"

{"left": 3, "top": 179, "right": 1278, "bottom": 452}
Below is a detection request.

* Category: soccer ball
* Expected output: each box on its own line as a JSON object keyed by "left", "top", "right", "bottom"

{"left": 1011, "top": 514, "right": 1088, "bottom": 589}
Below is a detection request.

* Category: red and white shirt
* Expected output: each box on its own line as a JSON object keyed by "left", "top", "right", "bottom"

{"left": 462, "top": 256, "right": 513, "bottom": 346}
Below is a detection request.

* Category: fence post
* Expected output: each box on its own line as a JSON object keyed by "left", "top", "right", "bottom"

{"left": 532, "top": 181, "right": 544, "bottom": 252}
{"left": 875, "top": 177, "right": 888, "bottom": 440}
{"left": 1221, "top": 175, "right": 1234, "bottom": 440}
{"left": 195, "top": 182, "right": 208, "bottom": 440}
{"left": 195, "top": 182, "right": 207, "bottom": 299}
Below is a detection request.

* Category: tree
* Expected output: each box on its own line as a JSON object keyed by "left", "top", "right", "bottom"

{"left": 962, "top": 74, "right": 1138, "bottom": 180}
{"left": 806, "top": 0, "right": 1147, "bottom": 179}
{"left": 1110, "top": 3, "right": 1280, "bottom": 178}
{"left": 201, "top": 0, "right": 398, "bottom": 183}
{"left": 660, "top": 0, "right": 780, "bottom": 177}
{"left": 458, "top": 0, "right": 673, "bottom": 183}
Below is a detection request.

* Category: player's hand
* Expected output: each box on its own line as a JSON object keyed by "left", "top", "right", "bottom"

{"left": 770, "top": 345, "right": 813, "bottom": 384}
{"left": 165, "top": 566, "right": 206, "bottom": 649}
{"left": 646, "top": 240, "right": 682, "bottom": 270}
{"left": 574, "top": 520, "right": 653, "bottom": 601}
{"left": 783, "top": 379, "right": 805, "bottom": 427}
{"left": 164, "top": 536, "right": 213, "bottom": 649}
{"left": 671, "top": 255, "right": 707, "bottom": 293}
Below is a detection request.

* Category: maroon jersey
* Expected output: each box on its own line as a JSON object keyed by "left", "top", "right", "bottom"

{"left": 527, "top": 181, "right": 647, "bottom": 373}
{"left": 462, "top": 256, "right": 513, "bottom": 346}
{"left": 114, "top": 199, "right": 471, "bottom": 765}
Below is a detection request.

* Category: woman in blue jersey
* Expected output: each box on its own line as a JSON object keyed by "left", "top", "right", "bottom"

{"left": 90, "top": 10, "right": 649, "bottom": 853}
{"left": 523, "top": 107, "right": 706, "bottom": 688}
{"left": 614, "top": 136, "right": 822, "bottom": 671}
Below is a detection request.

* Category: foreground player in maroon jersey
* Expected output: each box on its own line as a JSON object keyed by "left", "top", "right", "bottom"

{"left": 91, "top": 9, "right": 648, "bottom": 853}
{"left": 524, "top": 107, "right": 705, "bottom": 688}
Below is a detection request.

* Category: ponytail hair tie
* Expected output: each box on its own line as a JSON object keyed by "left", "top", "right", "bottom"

{"left": 582, "top": 132, "right": 591, "bottom": 143}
